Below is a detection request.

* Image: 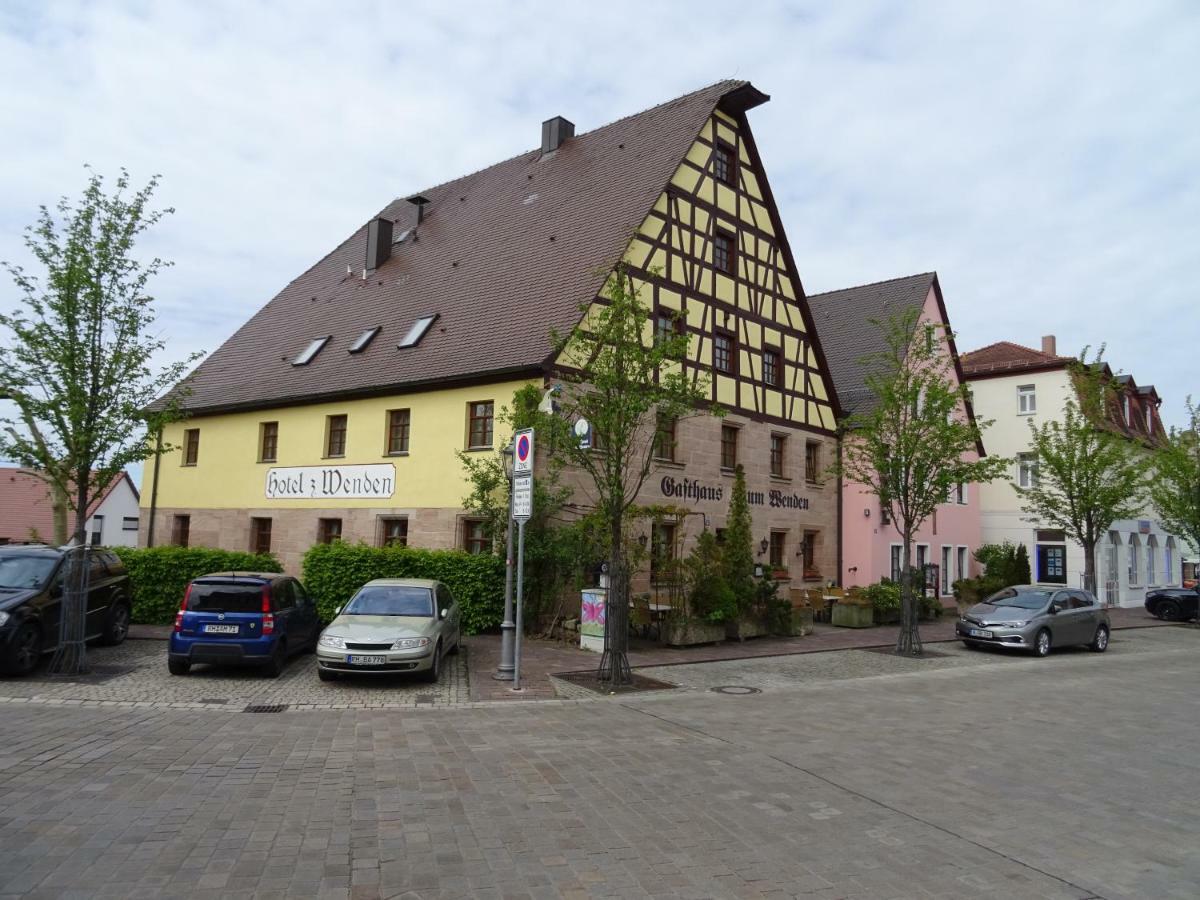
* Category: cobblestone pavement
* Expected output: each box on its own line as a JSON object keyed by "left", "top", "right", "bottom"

{"left": 0, "top": 642, "right": 468, "bottom": 711}
{"left": 0, "top": 627, "right": 1196, "bottom": 898}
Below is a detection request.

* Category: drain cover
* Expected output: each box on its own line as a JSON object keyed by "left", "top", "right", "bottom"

{"left": 710, "top": 685, "right": 762, "bottom": 695}
{"left": 242, "top": 704, "right": 288, "bottom": 714}
{"left": 199, "top": 698, "right": 227, "bottom": 705}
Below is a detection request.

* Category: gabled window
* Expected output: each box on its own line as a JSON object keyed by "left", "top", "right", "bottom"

{"left": 1017, "top": 384, "right": 1036, "bottom": 415}
{"left": 398, "top": 315, "right": 437, "bottom": 349}
{"left": 293, "top": 336, "right": 330, "bottom": 366}
{"left": 713, "top": 143, "right": 736, "bottom": 185}
{"left": 762, "top": 346, "right": 781, "bottom": 388}
{"left": 349, "top": 326, "right": 381, "bottom": 354}
{"left": 182, "top": 428, "right": 200, "bottom": 466}
{"left": 325, "top": 414, "right": 348, "bottom": 458}
{"left": 713, "top": 331, "right": 735, "bottom": 374}
{"left": 713, "top": 231, "right": 735, "bottom": 274}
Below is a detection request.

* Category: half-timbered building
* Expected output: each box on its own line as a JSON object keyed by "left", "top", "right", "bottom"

{"left": 142, "top": 80, "right": 842, "bottom": 585}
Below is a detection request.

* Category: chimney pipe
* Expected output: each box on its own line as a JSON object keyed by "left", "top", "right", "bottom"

{"left": 1041, "top": 335, "right": 1057, "bottom": 356}
{"left": 406, "top": 194, "right": 430, "bottom": 226}
{"left": 541, "top": 116, "right": 575, "bottom": 155}
{"left": 365, "top": 217, "right": 393, "bottom": 271}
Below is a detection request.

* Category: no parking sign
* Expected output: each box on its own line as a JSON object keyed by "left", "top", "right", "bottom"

{"left": 513, "top": 428, "right": 534, "bottom": 475}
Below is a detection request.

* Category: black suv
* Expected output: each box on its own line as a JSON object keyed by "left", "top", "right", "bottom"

{"left": 0, "top": 545, "right": 132, "bottom": 676}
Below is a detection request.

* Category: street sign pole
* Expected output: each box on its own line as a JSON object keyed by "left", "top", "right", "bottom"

{"left": 493, "top": 443, "right": 516, "bottom": 681}
{"left": 509, "top": 428, "right": 534, "bottom": 692}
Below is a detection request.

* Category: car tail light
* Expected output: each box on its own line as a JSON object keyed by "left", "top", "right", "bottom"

{"left": 173, "top": 611, "right": 183, "bottom": 633}
{"left": 175, "top": 585, "right": 192, "bottom": 633}
{"left": 261, "top": 585, "right": 274, "bottom": 635}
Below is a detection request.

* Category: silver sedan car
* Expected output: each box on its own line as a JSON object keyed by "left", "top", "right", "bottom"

{"left": 956, "top": 586, "right": 1110, "bottom": 657}
{"left": 316, "top": 578, "right": 462, "bottom": 682}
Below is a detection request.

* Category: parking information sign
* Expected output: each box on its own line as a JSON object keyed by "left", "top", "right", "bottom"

{"left": 513, "top": 428, "right": 534, "bottom": 475}
{"left": 512, "top": 474, "right": 533, "bottom": 521}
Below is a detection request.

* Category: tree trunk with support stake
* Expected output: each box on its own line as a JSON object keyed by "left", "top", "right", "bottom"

{"left": 597, "top": 517, "right": 632, "bottom": 685}
{"left": 895, "top": 533, "right": 922, "bottom": 657}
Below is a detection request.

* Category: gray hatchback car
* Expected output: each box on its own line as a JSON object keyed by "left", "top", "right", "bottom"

{"left": 956, "top": 586, "right": 1110, "bottom": 657}
{"left": 316, "top": 578, "right": 462, "bottom": 682}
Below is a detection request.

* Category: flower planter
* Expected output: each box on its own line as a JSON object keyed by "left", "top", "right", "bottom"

{"left": 725, "top": 615, "right": 769, "bottom": 642}
{"left": 772, "top": 606, "right": 813, "bottom": 637}
{"left": 831, "top": 603, "right": 874, "bottom": 628}
{"left": 663, "top": 619, "right": 725, "bottom": 647}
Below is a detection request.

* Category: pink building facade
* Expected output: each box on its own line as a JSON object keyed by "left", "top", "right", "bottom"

{"left": 808, "top": 274, "right": 983, "bottom": 602}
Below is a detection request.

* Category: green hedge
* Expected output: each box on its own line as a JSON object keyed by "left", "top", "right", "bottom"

{"left": 301, "top": 542, "right": 505, "bottom": 634}
{"left": 111, "top": 546, "right": 283, "bottom": 624}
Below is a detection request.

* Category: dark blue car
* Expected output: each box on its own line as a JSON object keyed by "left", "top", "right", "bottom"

{"left": 168, "top": 572, "right": 320, "bottom": 677}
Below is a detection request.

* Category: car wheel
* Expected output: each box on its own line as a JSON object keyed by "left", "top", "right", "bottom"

{"left": 264, "top": 641, "right": 286, "bottom": 678}
{"left": 168, "top": 658, "right": 191, "bottom": 676}
{"left": 5, "top": 623, "right": 42, "bottom": 676}
{"left": 422, "top": 642, "right": 442, "bottom": 683}
{"left": 1089, "top": 625, "right": 1110, "bottom": 652}
{"left": 317, "top": 667, "right": 338, "bottom": 682}
{"left": 1157, "top": 599, "right": 1182, "bottom": 621}
{"left": 101, "top": 602, "right": 131, "bottom": 646}
{"left": 1034, "top": 629, "right": 1052, "bottom": 658}
{"left": 448, "top": 630, "right": 461, "bottom": 655}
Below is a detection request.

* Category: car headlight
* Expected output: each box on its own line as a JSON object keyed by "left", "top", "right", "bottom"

{"left": 318, "top": 634, "right": 346, "bottom": 649}
{"left": 391, "top": 637, "right": 431, "bottom": 650}
{"left": 959, "top": 616, "right": 968, "bottom": 623}
{"left": 999, "top": 621, "right": 1028, "bottom": 628}
{"left": 0, "top": 611, "right": 9, "bottom": 627}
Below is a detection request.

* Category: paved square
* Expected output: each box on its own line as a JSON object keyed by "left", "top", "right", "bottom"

{"left": 0, "top": 627, "right": 1197, "bottom": 898}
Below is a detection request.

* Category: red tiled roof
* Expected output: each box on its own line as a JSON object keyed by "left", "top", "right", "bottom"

{"left": 960, "top": 340, "right": 1074, "bottom": 377}
{"left": 0, "top": 468, "right": 135, "bottom": 544}
{"left": 170, "top": 80, "right": 760, "bottom": 415}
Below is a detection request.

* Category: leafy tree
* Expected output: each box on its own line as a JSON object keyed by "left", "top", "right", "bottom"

{"left": 552, "top": 262, "right": 718, "bottom": 683}
{"left": 1017, "top": 351, "right": 1146, "bottom": 596}
{"left": 0, "top": 168, "right": 199, "bottom": 673}
{"left": 837, "top": 308, "right": 1009, "bottom": 656}
{"left": 722, "top": 465, "right": 755, "bottom": 616}
{"left": 1149, "top": 399, "right": 1200, "bottom": 569}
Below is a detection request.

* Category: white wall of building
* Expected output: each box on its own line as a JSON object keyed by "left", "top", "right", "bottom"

{"left": 83, "top": 477, "right": 141, "bottom": 548}
{"left": 969, "top": 368, "right": 1181, "bottom": 606}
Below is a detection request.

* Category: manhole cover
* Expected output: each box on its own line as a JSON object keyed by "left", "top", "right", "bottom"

{"left": 242, "top": 704, "right": 288, "bottom": 714}
{"left": 710, "top": 685, "right": 762, "bottom": 695}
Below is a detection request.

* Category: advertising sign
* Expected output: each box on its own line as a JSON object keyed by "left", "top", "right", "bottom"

{"left": 266, "top": 464, "right": 395, "bottom": 500}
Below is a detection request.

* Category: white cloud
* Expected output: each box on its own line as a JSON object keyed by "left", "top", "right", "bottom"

{"left": 1, "top": 0, "right": 1196, "bottom": 424}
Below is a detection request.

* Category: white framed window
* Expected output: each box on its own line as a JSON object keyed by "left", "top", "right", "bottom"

{"left": 1017, "top": 384, "right": 1036, "bottom": 415}
{"left": 1165, "top": 537, "right": 1176, "bottom": 585}
{"left": 941, "top": 546, "right": 952, "bottom": 595}
{"left": 1127, "top": 533, "right": 1141, "bottom": 586}
{"left": 956, "top": 482, "right": 967, "bottom": 505}
{"left": 956, "top": 546, "right": 968, "bottom": 583}
{"left": 1017, "top": 453, "right": 1038, "bottom": 488}
{"left": 1146, "top": 535, "right": 1158, "bottom": 586}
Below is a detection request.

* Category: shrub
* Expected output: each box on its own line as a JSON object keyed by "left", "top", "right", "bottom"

{"left": 974, "top": 542, "right": 1031, "bottom": 587}
{"left": 863, "top": 580, "right": 901, "bottom": 617}
{"left": 683, "top": 531, "right": 738, "bottom": 624}
{"left": 112, "top": 546, "right": 282, "bottom": 624}
{"left": 301, "top": 541, "right": 505, "bottom": 634}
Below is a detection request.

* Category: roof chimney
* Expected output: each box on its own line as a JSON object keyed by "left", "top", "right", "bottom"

{"left": 406, "top": 194, "right": 429, "bottom": 226}
{"left": 365, "top": 217, "right": 393, "bottom": 271}
{"left": 541, "top": 116, "right": 574, "bottom": 155}
{"left": 1041, "top": 335, "right": 1057, "bottom": 356}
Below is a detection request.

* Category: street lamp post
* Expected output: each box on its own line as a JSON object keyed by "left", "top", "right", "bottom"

{"left": 494, "top": 440, "right": 517, "bottom": 681}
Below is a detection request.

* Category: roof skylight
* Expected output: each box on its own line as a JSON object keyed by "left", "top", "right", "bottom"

{"left": 348, "top": 326, "right": 381, "bottom": 354}
{"left": 292, "top": 336, "right": 330, "bottom": 366}
{"left": 392, "top": 228, "right": 411, "bottom": 244}
{"left": 398, "top": 315, "right": 437, "bottom": 349}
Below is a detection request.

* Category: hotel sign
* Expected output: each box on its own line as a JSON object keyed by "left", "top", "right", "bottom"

{"left": 266, "top": 464, "right": 396, "bottom": 500}
{"left": 659, "top": 475, "right": 810, "bottom": 510}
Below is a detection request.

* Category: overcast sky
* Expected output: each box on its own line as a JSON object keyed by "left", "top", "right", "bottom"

{"left": 1, "top": 1, "right": 1197, "bottom": 435}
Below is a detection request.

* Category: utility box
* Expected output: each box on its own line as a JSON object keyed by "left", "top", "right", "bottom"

{"left": 580, "top": 588, "right": 606, "bottom": 652}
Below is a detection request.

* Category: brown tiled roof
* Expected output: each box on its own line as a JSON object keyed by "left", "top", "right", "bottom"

{"left": 960, "top": 340, "right": 1074, "bottom": 377}
{"left": 0, "top": 469, "right": 135, "bottom": 544}
{"left": 807, "top": 273, "right": 935, "bottom": 415}
{"left": 173, "top": 80, "right": 759, "bottom": 415}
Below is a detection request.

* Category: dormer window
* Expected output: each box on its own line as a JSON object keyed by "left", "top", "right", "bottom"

{"left": 398, "top": 315, "right": 437, "bottom": 349}
{"left": 293, "top": 336, "right": 330, "bottom": 366}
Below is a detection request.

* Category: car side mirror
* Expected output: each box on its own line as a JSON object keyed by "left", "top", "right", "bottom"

{"left": 334, "top": 606, "right": 343, "bottom": 616}
{"left": 1047, "top": 606, "right": 1058, "bottom": 615}
{"left": 440, "top": 608, "right": 448, "bottom": 620}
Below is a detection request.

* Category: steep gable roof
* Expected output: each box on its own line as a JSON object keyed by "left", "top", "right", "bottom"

{"left": 960, "top": 340, "right": 1073, "bottom": 378}
{"left": 174, "top": 80, "right": 763, "bottom": 415}
{"left": 806, "top": 273, "right": 936, "bottom": 415}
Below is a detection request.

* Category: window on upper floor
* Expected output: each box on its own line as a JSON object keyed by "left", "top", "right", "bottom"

{"left": 259, "top": 422, "right": 278, "bottom": 463}
{"left": 713, "top": 230, "right": 735, "bottom": 275}
{"left": 956, "top": 482, "right": 967, "bottom": 505}
{"left": 805, "top": 441, "right": 821, "bottom": 484}
{"left": 654, "top": 310, "right": 683, "bottom": 347}
{"left": 770, "top": 434, "right": 786, "bottom": 478}
{"left": 387, "top": 409, "right": 411, "bottom": 455}
{"left": 762, "top": 346, "right": 782, "bottom": 388}
{"left": 713, "top": 143, "right": 736, "bottom": 186}
{"left": 653, "top": 413, "right": 677, "bottom": 462}
{"left": 1017, "top": 453, "right": 1039, "bottom": 488}
{"left": 1144, "top": 404, "right": 1153, "bottom": 434}
{"left": 325, "top": 414, "right": 348, "bottom": 458}
{"left": 769, "top": 531, "right": 786, "bottom": 571}
{"left": 466, "top": 401, "right": 494, "bottom": 450}
{"left": 720, "top": 425, "right": 738, "bottom": 471}
{"left": 1017, "top": 384, "right": 1036, "bottom": 415}
{"left": 713, "top": 331, "right": 735, "bottom": 375}
{"left": 182, "top": 428, "right": 200, "bottom": 466}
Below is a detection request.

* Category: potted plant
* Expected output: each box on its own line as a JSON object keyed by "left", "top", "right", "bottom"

{"left": 770, "top": 587, "right": 814, "bottom": 637}
{"left": 664, "top": 531, "right": 729, "bottom": 646}
{"left": 832, "top": 587, "right": 875, "bottom": 628}
{"left": 721, "top": 466, "right": 769, "bottom": 641}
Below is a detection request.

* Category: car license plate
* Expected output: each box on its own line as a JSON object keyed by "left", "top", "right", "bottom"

{"left": 969, "top": 628, "right": 993, "bottom": 638}
{"left": 347, "top": 654, "right": 386, "bottom": 665}
{"left": 203, "top": 624, "right": 239, "bottom": 634}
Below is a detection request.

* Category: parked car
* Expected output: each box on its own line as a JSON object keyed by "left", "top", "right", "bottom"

{"left": 1144, "top": 585, "right": 1199, "bottom": 622}
{"left": 316, "top": 578, "right": 461, "bottom": 683}
{"left": 956, "top": 586, "right": 1110, "bottom": 657}
{"left": 0, "top": 545, "right": 132, "bottom": 676}
{"left": 168, "top": 572, "right": 320, "bottom": 677}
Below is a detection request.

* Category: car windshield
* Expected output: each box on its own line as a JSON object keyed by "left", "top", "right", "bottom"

{"left": 343, "top": 586, "right": 434, "bottom": 617}
{"left": 0, "top": 555, "right": 56, "bottom": 589}
{"left": 186, "top": 583, "right": 266, "bottom": 613}
{"left": 984, "top": 587, "right": 1053, "bottom": 610}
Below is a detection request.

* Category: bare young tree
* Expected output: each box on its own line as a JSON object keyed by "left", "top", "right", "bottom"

{"left": 0, "top": 168, "right": 199, "bottom": 674}
{"left": 838, "top": 308, "right": 1008, "bottom": 656}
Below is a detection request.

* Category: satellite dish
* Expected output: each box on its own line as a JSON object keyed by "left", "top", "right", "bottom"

{"left": 574, "top": 417, "right": 591, "bottom": 449}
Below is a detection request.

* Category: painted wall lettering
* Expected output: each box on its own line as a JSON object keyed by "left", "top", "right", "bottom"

{"left": 266, "top": 464, "right": 396, "bottom": 500}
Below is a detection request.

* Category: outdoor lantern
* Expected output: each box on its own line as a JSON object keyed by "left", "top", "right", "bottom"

{"left": 864, "top": 508, "right": 871, "bottom": 517}
{"left": 638, "top": 533, "right": 649, "bottom": 548}
{"left": 501, "top": 442, "right": 515, "bottom": 479}
{"left": 759, "top": 538, "right": 769, "bottom": 555}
